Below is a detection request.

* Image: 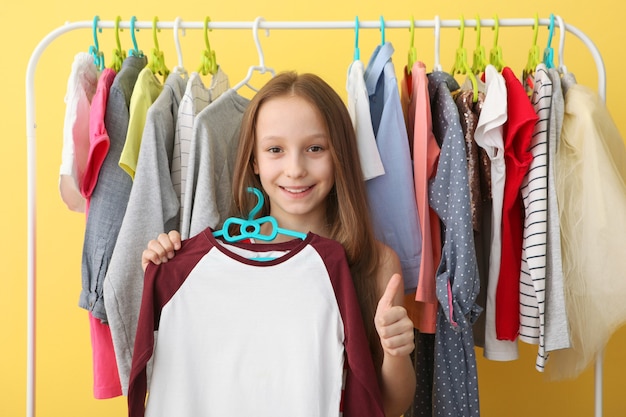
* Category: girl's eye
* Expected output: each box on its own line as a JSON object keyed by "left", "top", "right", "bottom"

{"left": 267, "top": 147, "right": 282, "bottom": 153}
{"left": 308, "top": 145, "right": 324, "bottom": 153}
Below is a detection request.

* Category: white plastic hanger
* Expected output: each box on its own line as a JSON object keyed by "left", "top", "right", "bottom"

{"left": 433, "top": 15, "right": 443, "bottom": 72}
{"left": 233, "top": 16, "right": 276, "bottom": 92}
{"left": 555, "top": 15, "right": 568, "bottom": 74}
{"left": 172, "top": 16, "right": 188, "bottom": 77}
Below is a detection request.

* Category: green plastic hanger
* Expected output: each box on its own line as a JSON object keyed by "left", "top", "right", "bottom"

{"left": 88, "top": 16, "right": 105, "bottom": 70}
{"left": 110, "top": 16, "right": 126, "bottom": 72}
{"left": 148, "top": 17, "right": 170, "bottom": 78}
{"left": 489, "top": 14, "right": 506, "bottom": 72}
{"left": 471, "top": 15, "right": 487, "bottom": 75}
{"left": 524, "top": 13, "right": 541, "bottom": 75}
{"left": 198, "top": 17, "right": 218, "bottom": 76}
{"left": 450, "top": 16, "right": 478, "bottom": 102}
{"left": 407, "top": 16, "right": 417, "bottom": 73}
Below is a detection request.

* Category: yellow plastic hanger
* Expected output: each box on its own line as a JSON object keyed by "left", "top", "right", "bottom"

{"left": 148, "top": 17, "right": 170, "bottom": 78}
{"left": 110, "top": 16, "right": 126, "bottom": 72}
{"left": 407, "top": 16, "right": 417, "bottom": 73}
{"left": 198, "top": 17, "right": 218, "bottom": 76}
{"left": 471, "top": 15, "right": 487, "bottom": 75}
{"left": 524, "top": 13, "right": 541, "bottom": 75}
{"left": 450, "top": 16, "right": 478, "bottom": 102}
{"left": 489, "top": 14, "right": 506, "bottom": 71}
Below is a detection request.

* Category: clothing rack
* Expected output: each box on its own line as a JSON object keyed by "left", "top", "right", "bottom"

{"left": 25, "top": 17, "right": 607, "bottom": 417}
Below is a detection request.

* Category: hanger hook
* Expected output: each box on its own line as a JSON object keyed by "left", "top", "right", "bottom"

{"left": 475, "top": 14, "right": 481, "bottom": 47}
{"left": 547, "top": 14, "right": 555, "bottom": 48}
{"left": 92, "top": 16, "right": 101, "bottom": 52}
{"left": 115, "top": 16, "right": 123, "bottom": 52}
{"left": 379, "top": 16, "right": 385, "bottom": 45}
{"left": 458, "top": 15, "right": 465, "bottom": 48}
{"left": 247, "top": 187, "right": 265, "bottom": 220}
{"left": 152, "top": 17, "right": 161, "bottom": 51}
{"left": 252, "top": 16, "right": 269, "bottom": 69}
{"left": 492, "top": 14, "right": 500, "bottom": 47}
{"left": 354, "top": 16, "right": 360, "bottom": 61}
{"left": 129, "top": 16, "right": 141, "bottom": 57}
{"left": 203, "top": 17, "right": 212, "bottom": 52}
{"left": 173, "top": 17, "right": 185, "bottom": 71}
{"left": 433, "top": 15, "right": 442, "bottom": 71}
{"left": 555, "top": 15, "right": 568, "bottom": 73}
{"left": 532, "top": 13, "right": 539, "bottom": 46}
{"left": 409, "top": 16, "right": 415, "bottom": 48}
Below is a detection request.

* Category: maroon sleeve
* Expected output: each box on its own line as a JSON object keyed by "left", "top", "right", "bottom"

{"left": 127, "top": 230, "right": 214, "bottom": 417}
{"left": 310, "top": 235, "right": 385, "bottom": 417}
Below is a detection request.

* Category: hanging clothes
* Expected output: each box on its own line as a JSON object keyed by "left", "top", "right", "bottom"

{"left": 427, "top": 71, "right": 481, "bottom": 417}
{"left": 363, "top": 41, "right": 422, "bottom": 293}
{"left": 543, "top": 68, "right": 571, "bottom": 354}
{"left": 401, "top": 61, "right": 441, "bottom": 417}
{"left": 119, "top": 67, "right": 164, "bottom": 179}
{"left": 346, "top": 59, "right": 385, "bottom": 181}
{"left": 79, "top": 54, "right": 146, "bottom": 323}
{"left": 518, "top": 63, "right": 551, "bottom": 371}
{"left": 173, "top": 68, "right": 230, "bottom": 239}
{"left": 495, "top": 67, "right": 537, "bottom": 341}
{"left": 128, "top": 230, "right": 385, "bottom": 417}
{"left": 183, "top": 88, "right": 250, "bottom": 237}
{"left": 546, "top": 76, "right": 626, "bottom": 380}
{"left": 59, "top": 52, "right": 98, "bottom": 213}
{"left": 82, "top": 67, "right": 116, "bottom": 200}
{"left": 104, "top": 71, "right": 187, "bottom": 394}
{"left": 474, "top": 65, "right": 518, "bottom": 361}
{"left": 84, "top": 66, "right": 121, "bottom": 400}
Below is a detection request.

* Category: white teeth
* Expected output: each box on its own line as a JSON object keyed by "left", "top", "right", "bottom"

{"left": 283, "top": 187, "right": 310, "bottom": 193}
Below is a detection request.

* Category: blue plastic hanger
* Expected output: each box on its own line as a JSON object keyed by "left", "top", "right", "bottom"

{"left": 129, "top": 16, "right": 143, "bottom": 57}
{"left": 379, "top": 16, "right": 386, "bottom": 45}
{"left": 213, "top": 187, "right": 308, "bottom": 243}
{"left": 88, "top": 16, "right": 105, "bottom": 70}
{"left": 543, "top": 14, "right": 555, "bottom": 69}
{"left": 354, "top": 16, "right": 360, "bottom": 61}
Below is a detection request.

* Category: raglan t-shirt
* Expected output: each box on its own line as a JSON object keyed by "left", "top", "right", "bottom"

{"left": 128, "top": 230, "right": 384, "bottom": 417}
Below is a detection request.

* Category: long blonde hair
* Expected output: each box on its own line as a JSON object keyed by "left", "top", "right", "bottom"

{"left": 232, "top": 72, "right": 383, "bottom": 366}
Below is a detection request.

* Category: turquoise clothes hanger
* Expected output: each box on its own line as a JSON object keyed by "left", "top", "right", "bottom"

{"left": 354, "top": 16, "right": 360, "bottom": 61}
{"left": 213, "top": 187, "right": 308, "bottom": 243}
{"left": 129, "top": 16, "right": 143, "bottom": 57}
{"left": 544, "top": 14, "right": 556, "bottom": 69}
{"left": 379, "top": 16, "right": 385, "bottom": 45}
{"left": 88, "top": 16, "right": 105, "bottom": 70}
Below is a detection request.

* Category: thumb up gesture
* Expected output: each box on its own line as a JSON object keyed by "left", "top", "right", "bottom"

{"left": 374, "top": 274, "right": 415, "bottom": 357}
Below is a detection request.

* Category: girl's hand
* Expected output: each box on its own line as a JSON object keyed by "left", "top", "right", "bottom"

{"left": 141, "top": 230, "right": 182, "bottom": 272}
{"left": 374, "top": 274, "right": 415, "bottom": 357}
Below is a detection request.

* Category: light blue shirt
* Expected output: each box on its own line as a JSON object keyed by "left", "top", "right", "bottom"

{"left": 363, "top": 42, "right": 422, "bottom": 293}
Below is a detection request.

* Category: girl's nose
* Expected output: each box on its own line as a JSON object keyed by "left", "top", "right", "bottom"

{"left": 284, "top": 153, "right": 306, "bottom": 178}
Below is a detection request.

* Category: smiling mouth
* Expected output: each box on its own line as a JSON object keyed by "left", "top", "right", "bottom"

{"left": 280, "top": 186, "right": 313, "bottom": 194}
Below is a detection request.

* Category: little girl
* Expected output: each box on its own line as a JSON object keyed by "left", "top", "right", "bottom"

{"left": 141, "top": 72, "right": 415, "bottom": 416}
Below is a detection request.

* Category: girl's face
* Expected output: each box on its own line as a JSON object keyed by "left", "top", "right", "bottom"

{"left": 253, "top": 95, "right": 335, "bottom": 231}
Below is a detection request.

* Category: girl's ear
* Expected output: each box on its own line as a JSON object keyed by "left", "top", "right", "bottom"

{"left": 252, "top": 157, "right": 259, "bottom": 175}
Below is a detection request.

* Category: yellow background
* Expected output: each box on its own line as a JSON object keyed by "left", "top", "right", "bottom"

{"left": 3, "top": 0, "right": 626, "bottom": 416}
